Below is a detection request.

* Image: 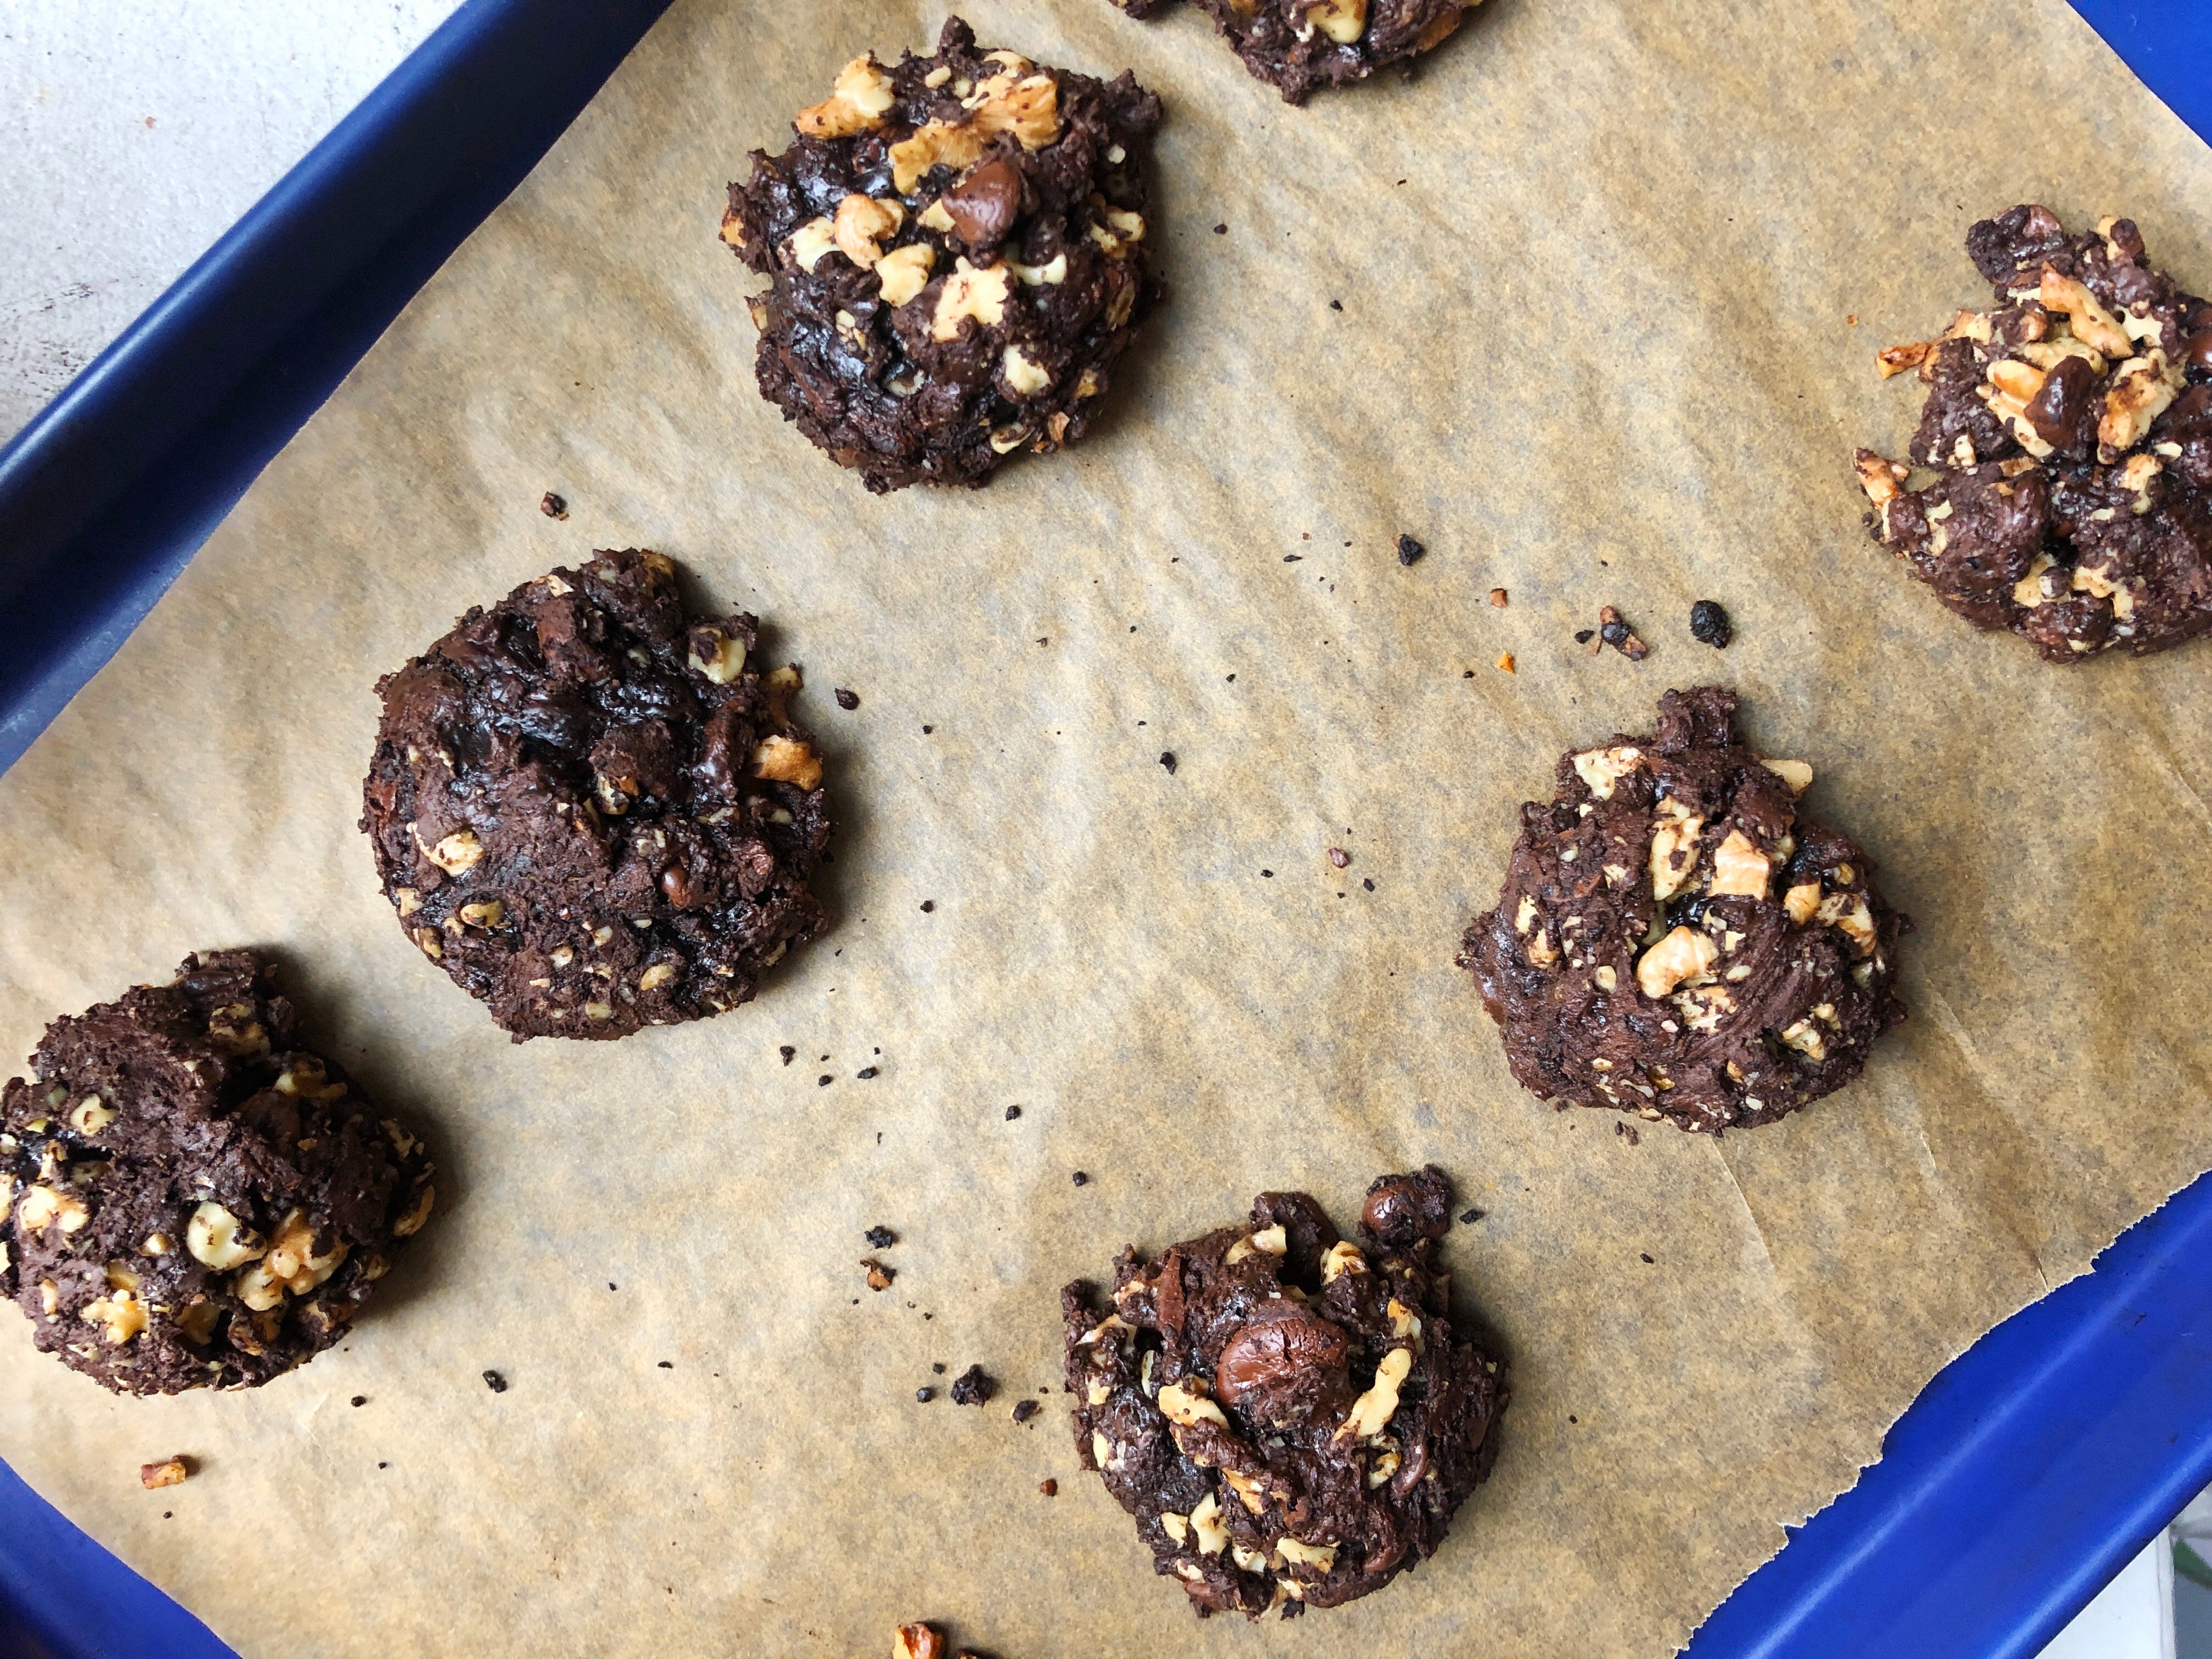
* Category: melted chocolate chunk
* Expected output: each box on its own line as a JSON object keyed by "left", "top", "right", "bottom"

{"left": 723, "top": 19, "right": 1162, "bottom": 493}
{"left": 1061, "top": 1169, "right": 1504, "bottom": 1619}
{"left": 1457, "top": 687, "right": 1909, "bottom": 1134}
{"left": 1857, "top": 204, "right": 2212, "bottom": 662}
{"left": 1107, "top": 0, "right": 1482, "bottom": 104}
{"left": 360, "top": 549, "right": 831, "bottom": 1041}
{"left": 0, "top": 951, "right": 434, "bottom": 1395}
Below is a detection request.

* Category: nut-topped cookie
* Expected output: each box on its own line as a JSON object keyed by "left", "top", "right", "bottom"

{"left": 1458, "top": 688, "right": 1908, "bottom": 1135}
{"left": 1062, "top": 1167, "right": 1505, "bottom": 1620}
{"left": 1855, "top": 205, "right": 2212, "bottom": 662}
{"left": 723, "top": 19, "right": 1162, "bottom": 492}
{"left": 1106, "top": 0, "right": 1480, "bottom": 104}
{"left": 0, "top": 951, "right": 433, "bottom": 1395}
{"left": 361, "top": 549, "right": 830, "bottom": 1041}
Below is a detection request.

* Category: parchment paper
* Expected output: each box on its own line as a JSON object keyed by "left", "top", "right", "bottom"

{"left": 2, "top": 1, "right": 2209, "bottom": 1654}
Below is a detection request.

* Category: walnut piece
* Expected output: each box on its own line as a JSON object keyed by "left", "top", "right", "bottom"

{"left": 750, "top": 734, "right": 824, "bottom": 791}
{"left": 832, "top": 194, "right": 905, "bottom": 269}
{"left": 139, "top": 1457, "right": 190, "bottom": 1491}
{"left": 1637, "top": 926, "right": 1719, "bottom": 998}
{"left": 1707, "top": 829, "right": 1772, "bottom": 899}
{"left": 186, "top": 1201, "right": 263, "bottom": 1269}
{"left": 875, "top": 244, "right": 935, "bottom": 307}
{"left": 890, "top": 71, "right": 1060, "bottom": 194}
{"left": 796, "top": 57, "right": 896, "bottom": 140}
{"left": 891, "top": 1624, "right": 947, "bottom": 1659}
{"left": 1302, "top": 0, "right": 1368, "bottom": 41}
{"left": 1333, "top": 1346, "right": 1412, "bottom": 1442}
{"left": 930, "top": 258, "right": 1012, "bottom": 342}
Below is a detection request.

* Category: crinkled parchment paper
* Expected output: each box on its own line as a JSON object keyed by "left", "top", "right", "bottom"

{"left": 2, "top": 1, "right": 2209, "bottom": 1654}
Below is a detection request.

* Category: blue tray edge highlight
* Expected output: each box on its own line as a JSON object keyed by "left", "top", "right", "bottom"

{"left": 0, "top": 1, "right": 2207, "bottom": 1655}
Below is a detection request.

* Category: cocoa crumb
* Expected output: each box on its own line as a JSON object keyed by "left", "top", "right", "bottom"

{"left": 539, "top": 492, "right": 568, "bottom": 520}
{"left": 1689, "top": 599, "right": 1733, "bottom": 648}
{"left": 1159, "top": 751, "right": 1177, "bottom": 774}
{"left": 1598, "top": 606, "right": 1649, "bottom": 661}
{"left": 1396, "top": 534, "right": 1426, "bottom": 566}
{"left": 834, "top": 687, "right": 860, "bottom": 709}
{"left": 779, "top": 1046, "right": 795, "bottom": 1065}
{"left": 482, "top": 1370, "right": 508, "bottom": 1393}
{"left": 865, "top": 1225, "right": 896, "bottom": 1249}
{"left": 950, "top": 1364, "right": 996, "bottom": 1406}
{"left": 1012, "top": 1399, "right": 1040, "bottom": 1424}
{"left": 1040, "top": 1478, "right": 1058, "bottom": 1496}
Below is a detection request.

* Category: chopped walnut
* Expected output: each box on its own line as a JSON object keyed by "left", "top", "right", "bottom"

{"left": 795, "top": 57, "right": 896, "bottom": 139}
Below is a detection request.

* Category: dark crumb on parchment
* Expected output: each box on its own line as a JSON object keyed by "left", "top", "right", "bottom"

{"left": 818, "top": 1074, "right": 833, "bottom": 1087}
{"left": 780, "top": 1046, "right": 795, "bottom": 1065}
{"left": 834, "top": 687, "right": 860, "bottom": 710}
{"left": 483, "top": 1370, "right": 508, "bottom": 1393}
{"left": 865, "top": 1224, "right": 896, "bottom": 1249}
{"left": 857, "top": 1066, "right": 879, "bottom": 1079}
{"left": 1005, "top": 1105, "right": 1022, "bottom": 1121}
{"left": 1363, "top": 878, "right": 1375, "bottom": 891}
{"left": 1159, "top": 751, "right": 1177, "bottom": 774}
{"left": 1459, "top": 1206, "right": 1484, "bottom": 1224}
{"left": 351, "top": 1395, "right": 368, "bottom": 1408}
{"left": 920, "top": 900, "right": 936, "bottom": 913}
{"left": 1689, "top": 600, "right": 1734, "bottom": 648}
{"left": 1012, "top": 1399, "right": 1041, "bottom": 1424}
{"left": 1574, "top": 629, "right": 1595, "bottom": 645}
{"left": 1397, "top": 534, "right": 1426, "bottom": 566}
{"left": 1598, "top": 605, "right": 1649, "bottom": 660}
{"left": 863, "top": 1259, "right": 895, "bottom": 1291}
{"left": 1615, "top": 1121, "right": 1640, "bottom": 1146}
{"left": 951, "top": 1364, "right": 996, "bottom": 1406}
{"left": 1040, "top": 1478, "right": 1058, "bottom": 1496}
{"left": 916, "top": 1386, "right": 934, "bottom": 1403}
{"left": 539, "top": 492, "right": 567, "bottom": 520}
{"left": 1071, "top": 1171, "right": 1090, "bottom": 1187}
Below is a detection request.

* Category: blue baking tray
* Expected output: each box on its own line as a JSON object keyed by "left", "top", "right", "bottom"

{"left": 0, "top": 2, "right": 2207, "bottom": 1654}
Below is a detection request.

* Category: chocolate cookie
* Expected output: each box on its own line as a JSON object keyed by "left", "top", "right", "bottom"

{"left": 1107, "top": 0, "right": 1480, "bottom": 104}
{"left": 361, "top": 549, "right": 830, "bottom": 1041}
{"left": 1855, "top": 204, "right": 2212, "bottom": 662}
{"left": 723, "top": 19, "right": 1162, "bottom": 493}
{"left": 1458, "top": 688, "right": 1908, "bottom": 1135}
{"left": 0, "top": 951, "right": 433, "bottom": 1395}
{"left": 1061, "top": 1167, "right": 1504, "bottom": 1620}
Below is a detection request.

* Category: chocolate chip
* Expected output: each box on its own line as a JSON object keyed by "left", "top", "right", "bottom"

{"left": 1071, "top": 1171, "right": 1089, "bottom": 1186}
{"left": 1688, "top": 599, "right": 1733, "bottom": 648}
{"left": 482, "top": 1370, "right": 508, "bottom": 1393}
{"left": 1215, "top": 1306, "right": 1352, "bottom": 1426}
{"left": 1012, "top": 1399, "right": 1041, "bottom": 1424}
{"left": 2185, "top": 330, "right": 2212, "bottom": 374}
{"left": 950, "top": 1364, "right": 996, "bottom": 1406}
{"left": 865, "top": 1225, "right": 896, "bottom": 1249}
{"left": 833, "top": 687, "right": 860, "bottom": 710}
{"left": 2023, "top": 353, "right": 2098, "bottom": 448}
{"left": 1396, "top": 534, "right": 1426, "bottom": 566}
{"left": 779, "top": 1046, "right": 795, "bottom": 1065}
{"left": 939, "top": 156, "right": 1022, "bottom": 245}
{"left": 1159, "top": 751, "right": 1177, "bottom": 774}
{"left": 539, "top": 492, "right": 568, "bottom": 520}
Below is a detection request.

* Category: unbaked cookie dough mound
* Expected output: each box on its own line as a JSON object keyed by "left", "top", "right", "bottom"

{"left": 1458, "top": 687, "right": 1908, "bottom": 1135}
{"left": 723, "top": 18, "right": 1162, "bottom": 493}
{"left": 1855, "top": 204, "right": 2212, "bottom": 662}
{"left": 1107, "top": 0, "right": 1479, "bottom": 104}
{"left": 0, "top": 951, "right": 434, "bottom": 1395}
{"left": 1062, "top": 1167, "right": 1505, "bottom": 1620}
{"left": 362, "top": 548, "right": 831, "bottom": 1041}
